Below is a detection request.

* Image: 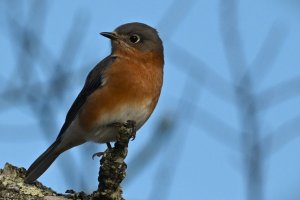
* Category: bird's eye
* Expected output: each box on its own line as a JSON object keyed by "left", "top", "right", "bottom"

{"left": 129, "top": 34, "right": 141, "bottom": 44}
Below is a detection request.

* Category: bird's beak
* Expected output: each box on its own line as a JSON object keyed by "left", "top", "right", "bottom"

{"left": 100, "top": 32, "right": 119, "bottom": 40}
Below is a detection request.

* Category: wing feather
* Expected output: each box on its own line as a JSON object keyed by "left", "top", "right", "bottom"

{"left": 57, "top": 55, "right": 116, "bottom": 138}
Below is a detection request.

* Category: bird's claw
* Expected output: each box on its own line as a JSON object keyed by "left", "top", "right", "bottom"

{"left": 92, "top": 152, "right": 104, "bottom": 160}
{"left": 108, "top": 120, "right": 137, "bottom": 140}
{"left": 124, "top": 120, "right": 137, "bottom": 141}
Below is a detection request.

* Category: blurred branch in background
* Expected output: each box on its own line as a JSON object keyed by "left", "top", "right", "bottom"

{"left": 219, "top": 1, "right": 297, "bottom": 200}
{"left": 220, "top": 0, "right": 263, "bottom": 200}
{"left": 1, "top": 1, "right": 91, "bottom": 187}
{"left": 257, "top": 77, "right": 300, "bottom": 110}
{"left": 247, "top": 23, "right": 288, "bottom": 85}
{"left": 262, "top": 114, "right": 300, "bottom": 157}
{"left": 157, "top": 0, "right": 198, "bottom": 37}
{"left": 125, "top": 112, "right": 175, "bottom": 186}
{"left": 147, "top": 75, "right": 201, "bottom": 200}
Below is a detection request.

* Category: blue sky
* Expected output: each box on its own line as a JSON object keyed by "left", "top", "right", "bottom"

{"left": 1, "top": 1, "right": 300, "bottom": 200}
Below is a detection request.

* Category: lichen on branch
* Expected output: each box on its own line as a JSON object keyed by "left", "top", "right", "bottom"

{"left": 93, "top": 121, "right": 136, "bottom": 200}
{"left": 0, "top": 121, "right": 135, "bottom": 200}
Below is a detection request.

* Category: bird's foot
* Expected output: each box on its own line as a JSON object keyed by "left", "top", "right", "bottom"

{"left": 108, "top": 120, "right": 137, "bottom": 140}
{"left": 124, "top": 120, "right": 137, "bottom": 141}
{"left": 106, "top": 142, "right": 112, "bottom": 149}
{"left": 92, "top": 143, "right": 112, "bottom": 159}
{"left": 92, "top": 152, "right": 104, "bottom": 160}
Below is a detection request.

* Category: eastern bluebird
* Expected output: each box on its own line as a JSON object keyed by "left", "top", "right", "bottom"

{"left": 25, "top": 22, "right": 164, "bottom": 183}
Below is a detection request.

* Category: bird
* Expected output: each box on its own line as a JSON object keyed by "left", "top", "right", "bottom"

{"left": 25, "top": 22, "right": 164, "bottom": 183}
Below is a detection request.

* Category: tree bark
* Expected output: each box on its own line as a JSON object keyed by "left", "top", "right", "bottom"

{"left": 0, "top": 122, "right": 135, "bottom": 200}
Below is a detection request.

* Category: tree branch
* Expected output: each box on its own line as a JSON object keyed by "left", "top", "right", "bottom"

{"left": 0, "top": 122, "right": 135, "bottom": 200}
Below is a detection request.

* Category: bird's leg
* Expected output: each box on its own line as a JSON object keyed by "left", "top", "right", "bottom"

{"left": 106, "top": 142, "right": 112, "bottom": 149}
{"left": 92, "top": 121, "right": 137, "bottom": 159}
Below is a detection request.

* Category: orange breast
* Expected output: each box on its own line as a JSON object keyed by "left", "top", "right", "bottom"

{"left": 78, "top": 51, "right": 163, "bottom": 131}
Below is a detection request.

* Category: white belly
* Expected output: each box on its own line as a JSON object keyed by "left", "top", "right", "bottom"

{"left": 61, "top": 99, "right": 153, "bottom": 145}
{"left": 85, "top": 100, "right": 152, "bottom": 143}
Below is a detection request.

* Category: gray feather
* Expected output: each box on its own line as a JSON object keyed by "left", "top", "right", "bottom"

{"left": 25, "top": 139, "right": 61, "bottom": 183}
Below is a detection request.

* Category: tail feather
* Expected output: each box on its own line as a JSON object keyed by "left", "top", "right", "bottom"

{"left": 25, "top": 139, "right": 61, "bottom": 183}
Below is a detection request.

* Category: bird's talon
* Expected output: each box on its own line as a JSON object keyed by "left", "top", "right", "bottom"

{"left": 125, "top": 120, "right": 137, "bottom": 140}
{"left": 130, "top": 135, "right": 136, "bottom": 141}
{"left": 92, "top": 152, "right": 104, "bottom": 160}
